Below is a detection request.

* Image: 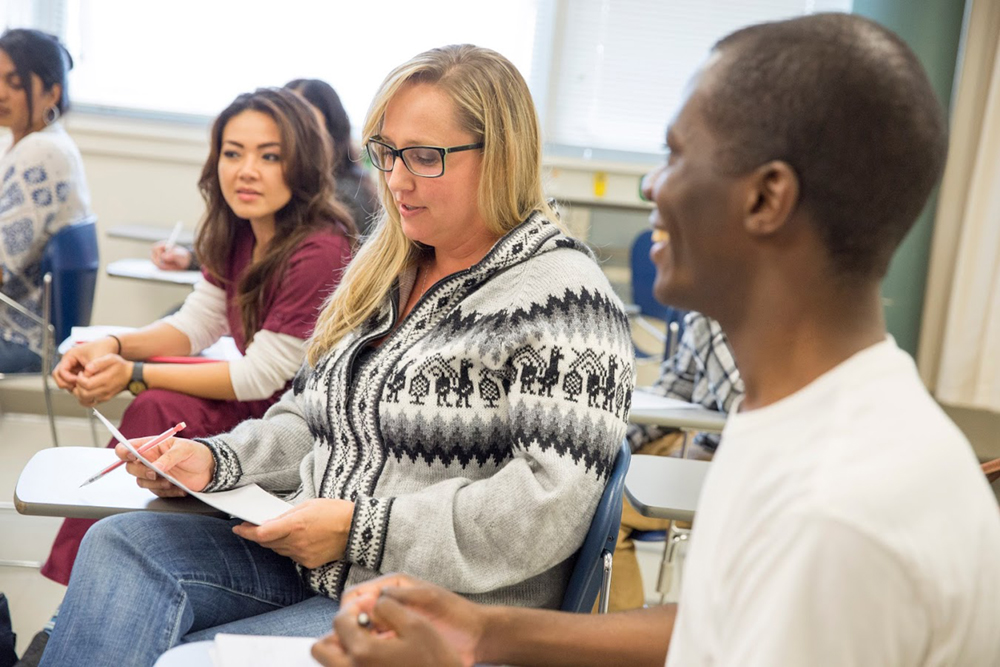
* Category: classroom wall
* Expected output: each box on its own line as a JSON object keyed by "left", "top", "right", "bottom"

{"left": 853, "top": 0, "right": 966, "bottom": 357}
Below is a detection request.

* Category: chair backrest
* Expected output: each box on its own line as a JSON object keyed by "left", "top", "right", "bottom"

{"left": 630, "top": 230, "right": 690, "bottom": 360}
{"left": 561, "top": 440, "right": 632, "bottom": 613}
{"left": 630, "top": 230, "right": 671, "bottom": 322}
{"left": 40, "top": 219, "right": 99, "bottom": 345}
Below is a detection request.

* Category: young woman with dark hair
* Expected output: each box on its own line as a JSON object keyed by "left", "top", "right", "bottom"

{"left": 152, "top": 79, "right": 378, "bottom": 272}
{"left": 0, "top": 28, "right": 92, "bottom": 372}
{"left": 43, "top": 87, "right": 355, "bottom": 585}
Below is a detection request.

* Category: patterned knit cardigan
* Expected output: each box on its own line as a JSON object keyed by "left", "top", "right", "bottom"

{"left": 201, "top": 214, "right": 635, "bottom": 607}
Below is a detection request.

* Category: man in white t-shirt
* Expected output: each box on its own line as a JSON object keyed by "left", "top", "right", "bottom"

{"left": 308, "top": 13, "right": 1000, "bottom": 667}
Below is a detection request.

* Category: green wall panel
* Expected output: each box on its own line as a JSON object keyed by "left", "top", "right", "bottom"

{"left": 851, "top": 0, "right": 966, "bottom": 356}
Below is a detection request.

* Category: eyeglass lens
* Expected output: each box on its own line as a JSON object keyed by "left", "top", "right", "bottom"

{"left": 367, "top": 142, "right": 444, "bottom": 177}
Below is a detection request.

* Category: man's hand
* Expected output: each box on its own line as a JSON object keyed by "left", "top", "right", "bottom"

{"left": 311, "top": 591, "right": 472, "bottom": 667}
{"left": 321, "top": 574, "right": 485, "bottom": 665}
{"left": 232, "top": 499, "right": 354, "bottom": 568}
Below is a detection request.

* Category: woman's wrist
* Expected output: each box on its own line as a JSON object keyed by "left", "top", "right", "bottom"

{"left": 107, "top": 334, "right": 123, "bottom": 355}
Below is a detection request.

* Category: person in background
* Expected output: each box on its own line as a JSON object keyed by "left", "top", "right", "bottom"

{"left": 38, "top": 44, "right": 632, "bottom": 666}
{"left": 611, "top": 310, "right": 741, "bottom": 611}
{"left": 311, "top": 13, "right": 1000, "bottom": 667}
{"left": 152, "top": 78, "right": 377, "bottom": 271}
{"left": 42, "top": 88, "right": 355, "bottom": 587}
{"left": 285, "top": 78, "right": 379, "bottom": 235}
{"left": 0, "top": 28, "right": 92, "bottom": 373}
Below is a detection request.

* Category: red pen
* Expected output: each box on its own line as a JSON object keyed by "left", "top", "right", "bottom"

{"left": 78, "top": 421, "right": 186, "bottom": 488}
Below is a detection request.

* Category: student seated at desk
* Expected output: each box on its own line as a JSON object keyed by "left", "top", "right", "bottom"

{"left": 612, "top": 311, "right": 742, "bottom": 611}
{"left": 151, "top": 78, "right": 378, "bottom": 272}
{"left": 42, "top": 88, "right": 356, "bottom": 586}
{"left": 0, "top": 29, "right": 92, "bottom": 373}
{"left": 38, "top": 45, "right": 632, "bottom": 666}
{"left": 310, "top": 14, "right": 1000, "bottom": 667}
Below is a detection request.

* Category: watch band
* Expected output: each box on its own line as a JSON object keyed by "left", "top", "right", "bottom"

{"left": 128, "top": 361, "right": 147, "bottom": 396}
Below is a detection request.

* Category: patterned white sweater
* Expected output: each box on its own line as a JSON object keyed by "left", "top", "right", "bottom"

{"left": 201, "top": 214, "right": 634, "bottom": 607}
{"left": 0, "top": 123, "right": 92, "bottom": 353}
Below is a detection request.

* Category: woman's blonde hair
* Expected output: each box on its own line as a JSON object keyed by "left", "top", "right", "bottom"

{"left": 307, "top": 44, "right": 556, "bottom": 363}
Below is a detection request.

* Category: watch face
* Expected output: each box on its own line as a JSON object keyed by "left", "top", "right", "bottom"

{"left": 128, "top": 380, "right": 146, "bottom": 395}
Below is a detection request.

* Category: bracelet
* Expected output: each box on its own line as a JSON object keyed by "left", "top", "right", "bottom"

{"left": 108, "top": 334, "right": 122, "bottom": 355}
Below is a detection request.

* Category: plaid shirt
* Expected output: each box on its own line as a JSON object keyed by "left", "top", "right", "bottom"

{"left": 627, "top": 311, "right": 743, "bottom": 453}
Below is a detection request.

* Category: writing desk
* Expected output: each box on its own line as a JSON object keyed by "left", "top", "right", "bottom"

{"left": 108, "top": 224, "right": 194, "bottom": 246}
{"left": 624, "top": 454, "right": 710, "bottom": 522}
{"left": 626, "top": 390, "right": 723, "bottom": 520}
{"left": 15, "top": 447, "right": 224, "bottom": 520}
{"left": 629, "top": 390, "right": 727, "bottom": 433}
{"left": 106, "top": 258, "right": 201, "bottom": 286}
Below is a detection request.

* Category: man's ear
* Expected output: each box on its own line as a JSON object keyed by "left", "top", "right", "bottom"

{"left": 742, "top": 160, "right": 799, "bottom": 237}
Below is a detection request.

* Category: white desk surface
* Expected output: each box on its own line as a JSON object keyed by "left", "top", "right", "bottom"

{"left": 154, "top": 642, "right": 215, "bottom": 667}
{"left": 106, "top": 258, "right": 201, "bottom": 286}
{"left": 58, "top": 327, "right": 241, "bottom": 361}
{"left": 624, "top": 454, "right": 711, "bottom": 522}
{"left": 108, "top": 224, "right": 195, "bottom": 246}
{"left": 15, "top": 447, "right": 224, "bottom": 520}
{"left": 629, "top": 390, "right": 728, "bottom": 433}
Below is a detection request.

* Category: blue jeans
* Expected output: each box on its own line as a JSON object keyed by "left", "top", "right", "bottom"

{"left": 40, "top": 513, "right": 340, "bottom": 667}
{"left": 0, "top": 337, "right": 41, "bottom": 373}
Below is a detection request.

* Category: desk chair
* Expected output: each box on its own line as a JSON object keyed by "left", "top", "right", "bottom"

{"left": 628, "top": 230, "right": 687, "bottom": 365}
{"left": 0, "top": 221, "right": 98, "bottom": 571}
{"left": 561, "top": 439, "right": 631, "bottom": 614}
{"left": 0, "top": 219, "right": 99, "bottom": 447}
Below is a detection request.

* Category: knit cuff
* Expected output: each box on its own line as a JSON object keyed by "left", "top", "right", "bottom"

{"left": 345, "top": 495, "right": 394, "bottom": 571}
{"left": 195, "top": 437, "right": 242, "bottom": 492}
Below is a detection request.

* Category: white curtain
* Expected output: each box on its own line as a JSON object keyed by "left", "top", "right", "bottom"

{"left": 918, "top": 0, "right": 1000, "bottom": 411}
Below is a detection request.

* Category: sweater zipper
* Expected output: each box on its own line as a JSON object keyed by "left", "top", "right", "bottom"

{"left": 337, "top": 294, "right": 400, "bottom": 499}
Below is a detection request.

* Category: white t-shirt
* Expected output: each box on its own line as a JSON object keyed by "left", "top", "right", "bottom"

{"left": 666, "top": 339, "right": 1000, "bottom": 667}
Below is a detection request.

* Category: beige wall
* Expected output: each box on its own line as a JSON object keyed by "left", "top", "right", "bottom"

{"left": 65, "top": 114, "right": 207, "bottom": 327}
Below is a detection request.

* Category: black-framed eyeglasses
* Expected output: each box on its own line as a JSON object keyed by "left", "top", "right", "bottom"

{"left": 365, "top": 138, "right": 484, "bottom": 178}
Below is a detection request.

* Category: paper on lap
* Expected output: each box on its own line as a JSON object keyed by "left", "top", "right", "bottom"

{"left": 212, "top": 634, "right": 321, "bottom": 667}
{"left": 93, "top": 410, "right": 292, "bottom": 525}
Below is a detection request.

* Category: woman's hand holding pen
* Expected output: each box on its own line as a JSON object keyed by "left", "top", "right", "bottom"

{"left": 117, "top": 436, "right": 215, "bottom": 497}
{"left": 233, "top": 499, "right": 354, "bottom": 569}
{"left": 151, "top": 241, "right": 193, "bottom": 271}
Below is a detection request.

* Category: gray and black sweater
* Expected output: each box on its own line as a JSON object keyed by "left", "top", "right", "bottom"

{"left": 201, "top": 214, "right": 634, "bottom": 607}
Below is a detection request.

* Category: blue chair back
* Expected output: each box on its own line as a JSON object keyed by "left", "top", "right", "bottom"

{"left": 630, "top": 230, "right": 689, "bottom": 360}
{"left": 561, "top": 440, "right": 632, "bottom": 613}
{"left": 630, "top": 230, "right": 670, "bottom": 321}
{"left": 40, "top": 220, "right": 99, "bottom": 345}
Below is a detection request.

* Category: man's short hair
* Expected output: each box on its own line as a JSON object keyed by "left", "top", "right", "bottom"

{"left": 705, "top": 13, "right": 948, "bottom": 279}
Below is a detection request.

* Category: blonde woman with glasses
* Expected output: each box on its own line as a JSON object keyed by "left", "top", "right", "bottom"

{"left": 40, "top": 45, "right": 633, "bottom": 666}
